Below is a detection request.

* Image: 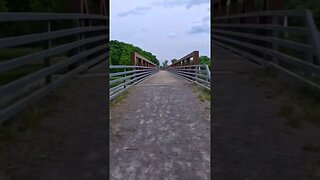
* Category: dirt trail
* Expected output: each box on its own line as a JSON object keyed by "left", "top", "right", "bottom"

{"left": 110, "top": 71, "right": 210, "bottom": 180}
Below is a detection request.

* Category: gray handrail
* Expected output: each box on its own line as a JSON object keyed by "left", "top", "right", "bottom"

{"left": 0, "top": 12, "right": 107, "bottom": 22}
{"left": 0, "top": 12, "right": 108, "bottom": 124}
{"left": 212, "top": 9, "right": 320, "bottom": 92}
{"left": 109, "top": 65, "right": 158, "bottom": 100}
{"left": 168, "top": 65, "right": 211, "bottom": 90}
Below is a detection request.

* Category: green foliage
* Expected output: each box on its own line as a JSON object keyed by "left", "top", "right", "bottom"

{"left": 2, "top": 0, "right": 65, "bottom": 12}
{"left": 29, "top": 0, "right": 66, "bottom": 12}
{"left": 171, "top": 59, "right": 178, "bottom": 64}
{"left": 162, "top": 60, "right": 168, "bottom": 68}
{"left": 199, "top": 55, "right": 211, "bottom": 69}
{"left": 286, "top": 0, "right": 320, "bottom": 28}
{"left": 4, "top": 0, "right": 30, "bottom": 12}
{"left": 110, "top": 40, "right": 159, "bottom": 66}
{"left": 0, "top": 0, "right": 7, "bottom": 12}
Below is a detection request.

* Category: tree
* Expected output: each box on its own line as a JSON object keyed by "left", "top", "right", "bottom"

{"left": 0, "top": 0, "right": 7, "bottom": 12}
{"left": 29, "top": 0, "right": 66, "bottom": 12}
{"left": 4, "top": 0, "right": 30, "bottom": 12}
{"left": 199, "top": 55, "right": 211, "bottom": 69}
{"left": 110, "top": 40, "right": 160, "bottom": 66}
{"left": 286, "top": 0, "right": 320, "bottom": 28}
{"left": 171, "top": 59, "right": 178, "bottom": 64}
{"left": 162, "top": 60, "right": 168, "bottom": 68}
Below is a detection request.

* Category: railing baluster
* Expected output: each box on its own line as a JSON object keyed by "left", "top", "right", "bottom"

{"left": 44, "top": 21, "right": 52, "bottom": 84}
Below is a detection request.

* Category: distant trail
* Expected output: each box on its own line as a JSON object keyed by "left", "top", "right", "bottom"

{"left": 110, "top": 71, "right": 210, "bottom": 180}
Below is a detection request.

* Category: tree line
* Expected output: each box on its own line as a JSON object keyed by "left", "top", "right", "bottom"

{"left": 285, "top": 0, "right": 320, "bottom": 27}
{"left": 0, "top": 0, "right": 66, "bottom": 13}
{"left": 160, "top": 56, "right": 211, "bottom": 69}
{"left": 110, "top": 40, "right": 160, "bottom": 66}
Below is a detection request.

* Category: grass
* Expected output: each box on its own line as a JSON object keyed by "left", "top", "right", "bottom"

{"left": 189, "top": 84, "right": 211, "bottom": 102}
{"left": 252, "top": 68, "right": 320, "bottom": 128}
{"left": 278, "top": 105, "right": 302, "bottom": 128}
{"left": 302, "top": 144, "right": 320, "bottom": 153}
{"left": 110, "top": 91, "right": 129, "bottom": 107}
{"left": 0, "top": 90, "right": 64, "bottom": 145}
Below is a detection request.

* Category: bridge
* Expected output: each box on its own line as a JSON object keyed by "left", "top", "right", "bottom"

{"left": 109, "top": 51, "right": 211, "bottom": 179}
{"left": 0, "top": 0, "right": 319, "bottom": 179}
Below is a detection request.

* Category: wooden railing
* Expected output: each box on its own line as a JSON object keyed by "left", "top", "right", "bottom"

{"left": 0, "top": 13, "right": 108, "bottom": 124}
{"left": 212, "top": 10, "right": 320, "bottom": 91}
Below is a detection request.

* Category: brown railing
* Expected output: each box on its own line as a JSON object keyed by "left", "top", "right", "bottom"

{"left": 0, "top": 13, "right": 108, "bottom": 123}
{"left": 212, "top": 10, "right": 320, "bottom": 91}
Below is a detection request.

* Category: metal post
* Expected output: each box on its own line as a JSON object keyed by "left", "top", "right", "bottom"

{"left": 123, "top": 68, "right": 127, "bottom": 89}
{"left": 44, "top": 21, "right": 52, "bottom": 84}
{"left": 272, "top": 15, "right": 279, "bottom": 64}
{"left": 304, "top": 12, "right": 315, "bottom": 79}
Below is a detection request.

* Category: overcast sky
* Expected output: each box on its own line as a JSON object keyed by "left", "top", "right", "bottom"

{"left": 110, "top": 0, "right": 210, "bottom": 64}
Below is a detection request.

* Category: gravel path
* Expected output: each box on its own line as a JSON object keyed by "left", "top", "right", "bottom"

{"left": 110, "top": 71, "right": 210, "bottom": 180}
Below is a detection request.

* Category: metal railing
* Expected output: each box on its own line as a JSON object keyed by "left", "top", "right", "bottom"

{"left": 0, "top": 13, "right": 108, "bottom": 124}
{"left": 212, "top": 10, "right": 320, "bottom": 91}
{"left": 109, "top": 65, "right": 158, "bottom": 100}
{"left": 168, "top": 65, "right": 211, "bottom": 90}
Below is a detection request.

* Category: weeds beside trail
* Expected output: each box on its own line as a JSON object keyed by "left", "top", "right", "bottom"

{"left": 189, "top": 84, "right": 211, "bottom": 102}
{"left": 252, "top": 68, "right": 320, "bottom": 128}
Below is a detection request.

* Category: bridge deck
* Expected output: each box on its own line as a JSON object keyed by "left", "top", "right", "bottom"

{"left": 213, "top": 45, "right": 320, "bottom": 179}
{"left": 110, "top": 71, "right": 210, "bottom": 179}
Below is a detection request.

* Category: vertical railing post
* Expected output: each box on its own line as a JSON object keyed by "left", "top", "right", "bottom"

{"left": 305, "top": 10, "right": 320, "bottom": 67}
{"left": 272, "top": 15, "right": 279, "bottom": 64}
{"left": 80, "top": 18, "right": 87, "bottom": 66}
{"left": 123, "top": 67, "right": 127, "bottom": 89}
{"left": 304, "top": 10, "right": 317, "bottom": 79}
{"left": 205, "top": 64, "right": 211, "bottom": 88}
{"left": 44, "top": 21, "right": 52, "bottom": 84}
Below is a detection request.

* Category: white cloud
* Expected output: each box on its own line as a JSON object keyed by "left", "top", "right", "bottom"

{"left": 111, "top": 1, "right": 210, "bottom": 61}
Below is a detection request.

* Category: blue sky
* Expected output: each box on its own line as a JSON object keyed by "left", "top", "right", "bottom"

{"left": 110, "top": 0, "right": 210, "bottom": 64}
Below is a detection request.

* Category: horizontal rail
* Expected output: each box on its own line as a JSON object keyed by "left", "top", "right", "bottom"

{"left": 0, "top": 35, "right": 108, "bottom": 73}
{"left": 213, "top": 35, "right": 320, "bottom": 73}
{"left": 212, "top": 29, "right": 313, "bottom": 53}
{"left": 0, "top": 26, "right": 107, "bottom": 48}
{"left": 213, "top": 24, "right": 308, "bottom": 34}
{"left": 213, "top": 10, "right": 306, "bottom": 20}
{"left": 0, "top": 13, "right": 107, "bottom": 22}
{"left": 213, "top": 9, "right": 320, "bottom": 91}
{"left": 109, "top": 65, "right": 158, "bottom": 100}
{"left": 110, "top": 69, "right": 154, "bottom": 77}
{"left": 109, "top": 65, "right": 155, "bottom": 69}
{"left": 168, "top": 65, "right": 211, "bottom": 90}
{"left": 0, "top": 45, "right": 106, "bottom": 97}
{"left": 0, "top": 12, "right": 108, "bottom": 124}
{"left": 0, "top": 53, "right": 108, "bottom": 123}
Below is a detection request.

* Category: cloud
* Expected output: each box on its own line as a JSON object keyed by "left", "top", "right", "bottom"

{"left": 118, "top": 6, "right": 152, "bottom": 17}
{"left": 152, "top": 0, "right": 209, "bottom": 9}
{"left": 167, "top": 32, "right": 178, "bottom": 38}
{"left": 188, "top": 24, "right": 209, "bottom": 34}
{"left": 202, "top": 16, "right": 209, "bottom": 21}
